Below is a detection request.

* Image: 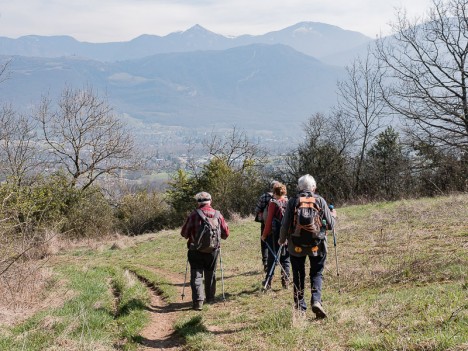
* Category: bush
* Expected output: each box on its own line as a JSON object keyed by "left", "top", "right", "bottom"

{"left": 116, "top": 190, "right": 171, "bottom": 235}
{"left": 62, "top": 187, "right": 116, "bottom": 239}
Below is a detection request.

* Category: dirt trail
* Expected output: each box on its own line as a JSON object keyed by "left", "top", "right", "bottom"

{"left": 136, "top": 267, "right": 191, "bottom": 351}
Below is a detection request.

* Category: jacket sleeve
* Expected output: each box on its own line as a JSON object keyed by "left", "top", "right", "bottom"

{"left": 279, "top": 198, "right": 295, "bottom": 244}
{"left": 180, "top": 211, "right": 196, "bottom": 239}
{"left": 261, "top": 201, "right": 276, "bottom": 239}
{"left": 219, "top": 214, "right": 229, "bottom": 239}
{"left": 319, "top": 197, "right": 335, "bottom": 230}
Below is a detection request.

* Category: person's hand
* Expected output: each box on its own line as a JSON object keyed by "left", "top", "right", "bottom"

{"left": 278, "top": 239, "right": 287, "bottom": 246}
{"left": 331, "top": 209, "right": 337, "bottom": 218}
{"left": 261, "top": 235, "right": 267, "bottom": 241}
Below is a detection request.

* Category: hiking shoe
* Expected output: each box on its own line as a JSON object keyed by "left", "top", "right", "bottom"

{"left": 193, "top": 300, "right": 203, "bottom": 311}
{"left": 312, "top": 301, "right": 327, "bottom": 319}
{"left": 205, "top": 297, "right": 215, "bottom": 304}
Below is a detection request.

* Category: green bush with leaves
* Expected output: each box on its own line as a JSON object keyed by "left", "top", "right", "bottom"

{"left": 0, "top": 174, "right": 76, "bottom": 234}
{"left": 167, "top": 158, "right": 265, "bottom": 220}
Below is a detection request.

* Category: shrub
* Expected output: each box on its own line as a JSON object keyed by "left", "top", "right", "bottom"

{"left": 116, "top": 190, "right": 171, "bottom": 235}
{"left": 62, "top": 187, "right": 116, "bottom": 239}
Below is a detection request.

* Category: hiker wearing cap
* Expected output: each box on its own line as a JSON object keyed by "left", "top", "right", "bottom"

{"left": 261, "top": 182, "right": 290, "bottom": 290}
{"left": 254, "top": 180, "right": 279, "bottom": 272}
{"left": 181, "top": 192, "right": 229, "bottom": 310}
{"left": 279, "top": 174, "right": 336, "bottom": 318}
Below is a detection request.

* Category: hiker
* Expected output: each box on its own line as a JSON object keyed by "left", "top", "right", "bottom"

{"left": 254, "top": 180, "right": 279, "bottom": 272}
{"left": 261, "top": 182, "right": 290, "bottom": 289}
{"left": 279, "top": 174, "right": 336, "bottom": 318}
{"left": 181, "top": 192, "right": 229, "bottom": 310}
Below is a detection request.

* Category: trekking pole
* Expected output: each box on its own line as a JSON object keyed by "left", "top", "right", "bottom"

{"left": 263, "top": 244, "right": 283, "bottom": 291}
{"left": 332, "top": 227, "right": 341, "bottom": 293}
{"left": 219, "top": 247, "right": 226, "bottom": 304}
{"left": 329, "top": 204, "right": 341, "bottom": 294}
{"left": 181, "top": 257, "right": 189, "bottom": 300}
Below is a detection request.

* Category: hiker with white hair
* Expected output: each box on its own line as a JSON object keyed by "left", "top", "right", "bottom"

{"left": 181, "top": 192, "right": 229, "bottom": 310}
{"left": 279, "top": 174, "right": 336, "bottom": 318}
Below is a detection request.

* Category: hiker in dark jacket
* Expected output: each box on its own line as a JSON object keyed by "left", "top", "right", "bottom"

{"left": 181, "top": 192, "right": 229, "bottom": 310}
{"left": 279, "top": 174, "right": 336, "bottom": 318}
{"left": 254, "top": 180, "right": 279, "bottom": 272}
{"left": 261, "top": 182, "right": 290, "bottom": 290}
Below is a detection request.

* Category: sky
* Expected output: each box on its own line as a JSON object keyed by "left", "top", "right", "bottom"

{"left": 0, "top": 0, "right": 434, "bottom": 42}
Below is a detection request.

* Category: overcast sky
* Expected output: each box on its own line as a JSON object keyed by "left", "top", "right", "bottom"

{"left": 0, "top": 0, "right": 434, "bottom": 42}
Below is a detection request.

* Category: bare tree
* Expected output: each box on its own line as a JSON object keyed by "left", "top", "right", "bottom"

{"left": 337, "top": 49, "right": 387, "bottom": 193}
{"left": 0, "top": 104, "right": 41, "bottom": 185}
{"left": 204, "top": 126, "right": 267, "bottom": 170}
{"left": 376, "top": 0, "right": 468, "bottom": 151}
{"left": 36, "top": 86, "right": 135, "bottom": 190}
{"left": 0, "top": 58, "right": 11, "bottom": 85}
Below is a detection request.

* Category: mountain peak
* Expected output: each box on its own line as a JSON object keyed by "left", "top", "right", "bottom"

{"left": 185, "top": 24, "right": 209, "bottom": 33}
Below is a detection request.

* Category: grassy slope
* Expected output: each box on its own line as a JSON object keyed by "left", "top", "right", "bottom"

{"left": 0, "top": 194, "right": 467, "bottom": 350}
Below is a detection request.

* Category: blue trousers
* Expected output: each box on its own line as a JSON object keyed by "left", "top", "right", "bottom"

{"left": 289, "top": 252, "right": 326, "bottom": 311}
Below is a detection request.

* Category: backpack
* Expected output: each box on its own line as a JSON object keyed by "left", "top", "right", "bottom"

{"left": 290, "top": 195, "right": 325, "bottom": 247}
{"left": 191, "top": 209, "right": 221, "bottom": 253}
{"left": 271, "top": 199, "right": 287, "bottom": 234}
{"left": 261, "top": 193, "right": 274, "bottom": 222}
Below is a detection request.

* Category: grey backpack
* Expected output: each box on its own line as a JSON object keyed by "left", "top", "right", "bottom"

{"left": 191, "top": 209, "right": 221, "bottom": 253}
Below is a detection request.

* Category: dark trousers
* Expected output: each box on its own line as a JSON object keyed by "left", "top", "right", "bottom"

{"left": 188, "top": 249, "right": 218, "bottom": 303}
{"left": 290, "top": 252, "right": 326, "bottom": 310}
{"left": 264, "top": 229, "right": 290, "bottom": 284}
{"left": 260, "top": 222, "right": 268, "bottom": 268}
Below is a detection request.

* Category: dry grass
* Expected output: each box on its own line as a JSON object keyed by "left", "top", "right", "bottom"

{"left": 0, "top": 263, "right": 53, "bottom": 326}
{"left": 0, "top": 230, "right": 128, "bottom": 328}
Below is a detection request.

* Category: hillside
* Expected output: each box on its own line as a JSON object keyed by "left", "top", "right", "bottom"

{"left": 0, "top": 44, "right": 345, "bottom": 131}
{"left": 0, "top": 194, "right": 467, "bottom": 350}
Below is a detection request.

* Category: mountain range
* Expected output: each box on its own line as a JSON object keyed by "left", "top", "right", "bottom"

{"left": 0, "top": 22, "right": 372, "bottom": 134}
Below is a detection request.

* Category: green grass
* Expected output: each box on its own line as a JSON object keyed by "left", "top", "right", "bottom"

{"left": 0, "top": 264, "right": 151, "bottom": 351}
{"left": 1, "top": 193, "right": 467, "bottom": 350}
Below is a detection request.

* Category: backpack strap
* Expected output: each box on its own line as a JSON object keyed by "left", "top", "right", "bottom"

{"left": 196, "top": 208, "right": 207, "bottom": 221}
{"left": 196, "top": 209, "right": 220, "bottom": 224}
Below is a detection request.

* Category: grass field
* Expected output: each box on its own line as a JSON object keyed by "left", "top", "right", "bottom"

{"left": 0, "top": 194, "right": 467, "bottom": 350}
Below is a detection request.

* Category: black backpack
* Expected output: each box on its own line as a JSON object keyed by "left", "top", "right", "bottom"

{"left": 291, "top": 195, "right": 325, "bottom": 248}
{"left": 190, "top": 209, "right": 221, "bottom": 253}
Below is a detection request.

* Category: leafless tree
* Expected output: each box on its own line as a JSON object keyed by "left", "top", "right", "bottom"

{"left": 36, "top": 86, "right": 136, "bottom": 190}
{"left": 204, "top": 126, "right": 267, "bottom": 171}
{"left": 376, "top": 0, "right": 468, "bottom": 152}
{"left": 0, "top": 58, "right": 11, "bottom": 84}
{"left": 337, "top": 49, "right": 387, "bottom": 192}
{"left": 0, "top": 104, "right": 41, "bottom": 185}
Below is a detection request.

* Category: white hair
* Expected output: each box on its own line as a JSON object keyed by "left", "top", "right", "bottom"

{"left": 194, "top": 191, "right": 212, "bottom": 205}
{"left": 297, "top": 174, "right": 316, "bottom": 191}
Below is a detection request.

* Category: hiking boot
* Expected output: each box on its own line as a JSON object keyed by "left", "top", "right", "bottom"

{"left": 205, "top": 297, "right": 215, "bottom": 304}
{"left": 312, "top": 301, "right": 327, "bottom": 319}
{"left": 193, "top": 300, "right": 203, "bottom": 311}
